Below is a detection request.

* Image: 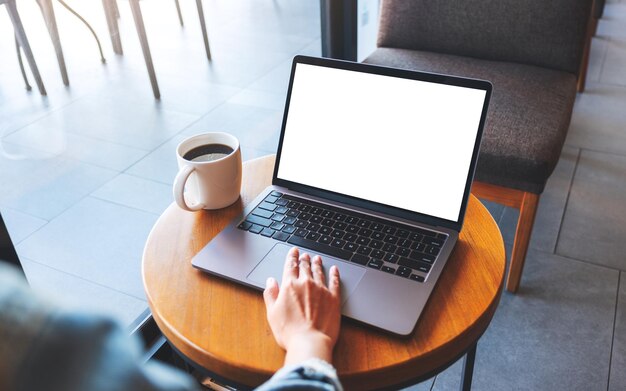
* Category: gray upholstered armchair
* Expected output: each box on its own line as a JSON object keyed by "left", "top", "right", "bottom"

{"left": 365, "top": 0, "right": 593, "bottom": 292}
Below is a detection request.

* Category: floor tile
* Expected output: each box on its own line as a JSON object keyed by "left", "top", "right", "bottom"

{"left": 0, "top": 156, "right": 118, "bottom": 220}
{"left": 126, "top": 134, "right": 275, "bottom": 187}
{"left": 125, "top": 135, "right": 186, "bottom": 185}
{"left": 479, "top": 199, "right": 505, "bottom": 223}
{"left": 297, "top": 39, "right": 323, "bottom": 57}
{"left": 16, "top": 197, "right": 158, "bottom": 299}
{"left": 498, "top": 146, "right": 579, "bottom": 251}
{"left": 246, "top": 58, "right": 293, "bottom": 94}
{"left": 92, "top": 174, "right": 173, "bottom": 215}
{"left": 227, "top": 89, "right": 287, "bottom": 111}
{"left": 587, "top": 36, "right": 609, "bottom": 83}
{"left": 401, "top": 377, "right": 435, "bottom": 391}
{"left": 4, "top": 128, "right": 148, "bottom": 171}
{"left": 433, "top": 250, "right": 618, "bottom": 390}
{"left": 601, "top": 37, "right": 626, "bottom": 86}
{"left": 0, "top": 208, "right": 47, "bottom": 244}
{"left": 597, "top": 3, "right": 626, "bottom": 39}
{"left": 557, "top": 150, "right": 626, "bottom": 269}
{"left": 21, "top": 258, "right": 148, "bottom": 327}
{"left": 609, "top": 272, "right": 626, "bottom": 390}
{"left": 181, "top": 103, "right": 283, "bottom": 152}
{"left": 114, "top": 21, "right": 294, "bottom": 89}
{"left": 93, "top": 68, "right": 242, "bottom": 117}
{"left": 13, "top": 94, "right": 200, "bottom": 151}
{"left": 566, "top": 83, "right": 626, "bottom": 156}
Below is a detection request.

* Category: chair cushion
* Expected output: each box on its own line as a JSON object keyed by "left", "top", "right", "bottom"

{"left": 364, "top": 48, "right": 578, "bottom": 194}
{"left": 377, "top": 0, "right": 592, "bottom": 76}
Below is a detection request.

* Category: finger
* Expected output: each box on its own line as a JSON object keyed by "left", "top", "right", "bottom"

{"left": 311, "top": 255, "right": 325, "bottom": 285}
{"left": 283, "top": 247, "right": 300, "bottom": 285}
{"left": 263, "top": 277, "right": 279, "bottom": 309}
{"left": 298, "top": 252, "right": 312, "bottom": 280}
{"left": 329, "top": 265, "right": 341, "bottom": 299}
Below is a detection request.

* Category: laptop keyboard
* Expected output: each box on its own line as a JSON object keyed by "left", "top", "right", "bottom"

{"left": 237, "top": 191, "right": 448, "bottom": 283}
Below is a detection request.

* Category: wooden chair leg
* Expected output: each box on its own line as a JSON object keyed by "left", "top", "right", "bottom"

{"left": 38, "top": 0, "right": 69, "bottom": 85}
{"left": 578, "top": 7, "right": 595, "bottom": 93}
{"left": 112, "top": 0, "right": 120, "bottom": 19}
{"left": 6, "top": 0, "right": 47, "bottom": 95}
{"left": 129, "top": 0, "right": 161, "bottom": 99}
{"left": 592, "top": 16, "right": 599, "bottom": 36}
{"left": 506, "top": 192, "right": 539, "bottom": 293}
{"left": 15, "top": 35, "right": 32, "bottom": 91}
{"left": 103, "top": 0, "right": 123, "bottom": 54}
{"left": 196, "top": 0, "right": 211, "bottom": 60}
{"left": 174, "top": 0, "right": 184, "bottom": 26}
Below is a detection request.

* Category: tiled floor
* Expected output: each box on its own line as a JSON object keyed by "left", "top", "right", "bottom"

{"left": 1, "top": 0, "right": 626, "bottom": 389}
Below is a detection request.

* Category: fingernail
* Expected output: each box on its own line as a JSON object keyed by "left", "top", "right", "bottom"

{"left": 266, "top": 277, "right": 274, "bottom": 287}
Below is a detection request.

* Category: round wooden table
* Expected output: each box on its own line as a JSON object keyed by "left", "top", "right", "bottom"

{"left": 143, "top": 155, "right": 506, "bottom": 390}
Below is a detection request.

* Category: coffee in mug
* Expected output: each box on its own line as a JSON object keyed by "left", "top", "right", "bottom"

{"left": 183, "top": 144, "right": 234, "bottom": 162}
{"left": 174, "top": 133, "right": 242, "bottom": 211}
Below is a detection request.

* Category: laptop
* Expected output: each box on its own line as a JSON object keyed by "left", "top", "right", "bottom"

{"left": 192, "top": 55, "right": 492, "bottom": 336}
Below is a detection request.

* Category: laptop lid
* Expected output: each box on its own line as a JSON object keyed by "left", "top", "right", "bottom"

{"left": 272, "top": 56, "right": 491, "bottom": 232}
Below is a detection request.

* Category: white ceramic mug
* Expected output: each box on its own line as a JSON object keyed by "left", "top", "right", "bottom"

{"left": 173, "top": 132, "right": 242, "bottom": 211}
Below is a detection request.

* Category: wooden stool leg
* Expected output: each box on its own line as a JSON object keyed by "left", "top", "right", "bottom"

{"left": 506, "top": 192, "right": 539, "bottom": 293}
{"left": 6, "top": 0, "right": 47, "bottom": 95}
{"left": 129, "top": 0, "right": 161, "bottom": 99}
{"left": 38, "top": 0, "right": 69, "bottom": 85}
{"left": 103, "top": 0, "right": 123, "bottom": 54}
{"left": 196, "top": 0, "right": 211, "bottom": 60}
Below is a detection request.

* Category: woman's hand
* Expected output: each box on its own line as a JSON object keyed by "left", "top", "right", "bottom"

{"left": 263, "top": 247, "right": 341, "bottom": 365}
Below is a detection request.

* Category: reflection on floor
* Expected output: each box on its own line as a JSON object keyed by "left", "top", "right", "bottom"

{"left": 1, "top": 0, "right": 626, "bottom": 389}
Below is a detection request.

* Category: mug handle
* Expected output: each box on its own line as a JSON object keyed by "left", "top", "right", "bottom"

{"left": 173, "top": 165, "right": 205, "bottom": 211}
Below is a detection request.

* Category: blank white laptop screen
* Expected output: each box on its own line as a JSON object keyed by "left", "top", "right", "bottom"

{"left": 277, "top": 63, "right": 487, "bottom": 223}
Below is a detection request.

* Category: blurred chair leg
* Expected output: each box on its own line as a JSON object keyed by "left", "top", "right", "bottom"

{"left": 129, "top": 0, "right": 160, "bottom": 99}
{"left": 38, "top": 0, "right": 69, "bottom": 86}
{"left": 196, "top": 0, "right": 211, "bottom": 60}
{"left": 15, "top": 36, "right": 32, "bottom": 91}
{"left": 6, "top": 0, "right": 47, "bottom": 95}
{"left": 112, "top": 0, "right": 119, "bottom": 18}
{"left": 578, "top": 7, "right": 594, "bottom": 93}
{"left": 175, "top": 0, "right": 184, "bottom": 26}
{"left": 103, "top": 0, "right": 123, "bottom": 54}
{"left": 56, "top": 0, "right": 106, "bottom": 63}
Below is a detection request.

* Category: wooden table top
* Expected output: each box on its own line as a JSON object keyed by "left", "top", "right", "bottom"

{"left": 143, "top": 155, "right": 506, "bottom": 390}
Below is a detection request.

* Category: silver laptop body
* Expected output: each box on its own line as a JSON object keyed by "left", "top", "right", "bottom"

{"left": 192, "top": 56, "right": 492, "bottom": 336}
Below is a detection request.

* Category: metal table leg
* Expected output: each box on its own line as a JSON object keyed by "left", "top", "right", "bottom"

{"left": 460, "top": 342, "right": 477, "bottom": 391}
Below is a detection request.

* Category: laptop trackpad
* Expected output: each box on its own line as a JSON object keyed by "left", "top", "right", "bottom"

{"left": 247, "top": 243, "right": 366, "bottom": 305}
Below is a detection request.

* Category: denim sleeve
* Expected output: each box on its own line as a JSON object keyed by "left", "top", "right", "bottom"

{"left": 255, "top": 358, "right": 343, "bottom": 391}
